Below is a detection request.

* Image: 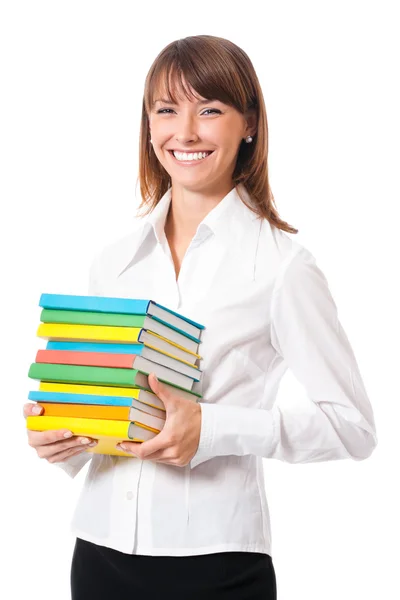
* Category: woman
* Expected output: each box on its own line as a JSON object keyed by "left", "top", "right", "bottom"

{"left": 24, "top": 35, "right": 378, "bottom": 599}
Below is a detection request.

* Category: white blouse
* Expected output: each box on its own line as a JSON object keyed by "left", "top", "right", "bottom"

{"left": 53, "top": 183, "right": 377, "bottom": 557}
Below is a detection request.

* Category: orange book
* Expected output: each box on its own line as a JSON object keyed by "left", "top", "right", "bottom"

{"left": 37, "top": 402, "right": 165, "bottom": 431}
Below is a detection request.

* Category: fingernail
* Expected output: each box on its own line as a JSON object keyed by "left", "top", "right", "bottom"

{"left": 88, "top": 441, "right": 97, "bottom": 447}
{"left": 154, "top": 374, "right": 158, "bottom": 382}
{"left": 32, "top": 406, "right": 42, "bottom": 414}
{"left": 80, "top": 438, "right": 91, "bottom": 444}
{"left": 63, "top": 431, "right": 73, "bottom": 438}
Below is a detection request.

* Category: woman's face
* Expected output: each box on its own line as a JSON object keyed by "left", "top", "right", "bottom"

{"left": 148, "top": 86, "right": 256, "bottom": 192}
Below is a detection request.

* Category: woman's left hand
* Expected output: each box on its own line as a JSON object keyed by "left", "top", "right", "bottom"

{"left": 117, "top": 372, "right": 201, "bottom": 467}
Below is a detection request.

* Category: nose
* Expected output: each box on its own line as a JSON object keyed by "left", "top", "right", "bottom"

{"left": 175, "top": 113, "right": 200, "bottom": 145}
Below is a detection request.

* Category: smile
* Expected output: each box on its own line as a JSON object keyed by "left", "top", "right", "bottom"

{"left": 168, "top": 150, "right": 214, "bottom": 165}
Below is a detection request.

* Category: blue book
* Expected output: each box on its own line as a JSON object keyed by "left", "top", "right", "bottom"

{"left": 47, "top": 341, "right": 144, "bottom": 354}
{"left": 29, "top": 390, "right": 134, "bottom": 406}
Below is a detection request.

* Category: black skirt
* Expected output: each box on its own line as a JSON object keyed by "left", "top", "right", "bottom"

{"left": 71, "top": 537, "right": 277, "bottom": 600}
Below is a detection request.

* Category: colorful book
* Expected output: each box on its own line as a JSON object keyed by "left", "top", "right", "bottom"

{"left": 137, "top": 330, "right": 201, "bottom": 364}
{"left": 47, "top": 336, "right": 201, "bottom": 366}
{"left": 28, "top": 363, "right": 199, "bottom": 395}
{"left": 37, "top": 346, "right": 201, "bottom": 381}
{"left": 40, "top": 309, "right": 201, "bottom": 344}
{"left": 35, "top": 349, "right": 198, "bottom": 388}
{"left": 39, "top": 293, "right": 204, "bottom": 340}
{"left": 29, "top": 389, "right": 166, "bottom": 419}
{"left": 37, "top": 381, "right": 201, "bottom": 404}
{"left": 37, "top": 321, "right": 199, "bottom": 354}
{"left": 36, "top": 402, "right": 166, "bottom": 430}
{"left": 26, "top": 415, "right": 158, "bottom": 457}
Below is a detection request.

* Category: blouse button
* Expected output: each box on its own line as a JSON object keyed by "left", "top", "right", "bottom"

{"left": 126, "top": 491, "right": 134, "bottom": 500}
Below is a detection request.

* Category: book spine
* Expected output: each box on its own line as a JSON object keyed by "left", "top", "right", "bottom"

{"left": 37, "top": 323, "right": 142, "bottom": 343}
{"left": 46, "top": 341, "right": 144, "bottom": 354}
{"left": 40, "top": 309, "right": 146, "bottom": 328}
{"left": 28, "top": 390, "right": 133, "bottom": 407}
{"left": 36, "top": 349, "right": 135, "bottom": 369}
{"left": 39, "top": 293, "right": 150, "bottom": 315}
{"left": 28, "top": 363, "right": 141, "bottom": 387}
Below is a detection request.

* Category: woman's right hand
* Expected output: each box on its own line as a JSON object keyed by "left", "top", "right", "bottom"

{"left": 23, "top": 403, "right": 98, "bottom": 463}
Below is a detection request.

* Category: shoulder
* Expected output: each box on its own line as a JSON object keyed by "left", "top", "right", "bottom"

{"left": 264, "top": 224, "right": 331, "bottom": 303}
{"left": 259, "top": 220, "right": 318, "bottom": 283}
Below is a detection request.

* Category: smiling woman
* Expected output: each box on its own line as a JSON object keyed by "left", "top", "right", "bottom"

{"left": 137, "top": 35, "right": 297, "bottom": 234}
{"left": 24, "top": 32, "right": 377, "bottom": 600}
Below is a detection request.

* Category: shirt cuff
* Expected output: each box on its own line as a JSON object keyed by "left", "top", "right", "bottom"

{"left": 53, "top": 451, "right": 92, "bottom": 478}
{"left": 189, "top": 402, "right": 215, "bottom": 469}
{"left": 189, "top": 402, "right": 276, "bottom": 469}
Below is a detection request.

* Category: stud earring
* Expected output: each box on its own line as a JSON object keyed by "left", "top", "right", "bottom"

{"left": 245, "top": 136, "right": 253, "bottom": 143}
{"left": 150, "top": 139, "right": 153, "bottom": 144}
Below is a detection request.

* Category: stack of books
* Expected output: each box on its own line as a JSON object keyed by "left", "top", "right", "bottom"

{"left": 26, "top": 293, "right": 205, "bottom": 457}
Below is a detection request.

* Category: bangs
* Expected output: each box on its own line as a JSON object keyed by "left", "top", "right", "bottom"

{"left": 145, "top": 50, "right": 248, "bottom": 114}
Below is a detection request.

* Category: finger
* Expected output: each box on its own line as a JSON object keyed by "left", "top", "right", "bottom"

{"left": 124, "top": 431, "right": 169, "bottom": 458}
{"left": 27, "top": 427, "right": 96, "bottom": 454}
{"left": 27, "top": 427, "right": 79, "bottom": 447}
{"left": 46, "top": 441, "right": 97, "bottom": 464}
{"left": 23, "top": 403, "right": 43, "bottom": 418}
{"left": 36, "top": 437, "right": 97, "bottom": 460}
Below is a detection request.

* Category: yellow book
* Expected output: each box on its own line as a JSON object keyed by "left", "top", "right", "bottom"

{"left": 37, "top": 323, "right": 142, "bottom": 343}
{"left": 39, "top": 382, "right": 166, "bottom": 411}
{"left": 26, "top": 415, "right": 159, "bottom": 458}
{"left": 141, "top": 330, "right": 202, "bottom": 361}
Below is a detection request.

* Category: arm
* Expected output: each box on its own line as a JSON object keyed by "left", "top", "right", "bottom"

{"left": 51, "top": 254, "right": 101, "bottom": 478}
{"left": 190, "top": 246, "right": 378, "bottom": 469}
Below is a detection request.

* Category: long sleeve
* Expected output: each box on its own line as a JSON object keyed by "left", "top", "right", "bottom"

{"left": 190, "top": 246, "right": 378, "bottom": 469}
{"left": 51, "top": 255, "right": 101, "bottom": 478}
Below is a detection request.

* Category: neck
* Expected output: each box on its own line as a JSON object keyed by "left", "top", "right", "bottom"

{"left": 165, "top": 180, "right": 235, "bottom": 240}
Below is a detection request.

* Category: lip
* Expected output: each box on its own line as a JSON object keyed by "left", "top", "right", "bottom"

{"left": 167, "top": 149, "right": 214, "bottom": 166}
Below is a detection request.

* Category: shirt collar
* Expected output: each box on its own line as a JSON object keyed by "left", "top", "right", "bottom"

{"left": 117, "top": 183, "right": 261, "bottom": 277}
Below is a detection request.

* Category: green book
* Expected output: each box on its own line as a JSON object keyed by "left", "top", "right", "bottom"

{"left": 40, "top": 309, "right": 147, "bottom": 328}
{"left": 28, "top": 363, "right": 202, "bottom": 399}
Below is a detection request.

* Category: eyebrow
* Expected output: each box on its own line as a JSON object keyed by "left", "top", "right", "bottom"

{"left": 153, "top": 98, "right": 218, "bottom": 105}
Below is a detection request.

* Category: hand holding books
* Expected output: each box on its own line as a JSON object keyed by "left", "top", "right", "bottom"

{"left": 116, "top": 372, "right": 201, "bottom": 467}
{"left": 26, "top": 293, "right": 205, "bottom": 459}
{"left": 23, "top": 402, "right": 98, "bottom": 464}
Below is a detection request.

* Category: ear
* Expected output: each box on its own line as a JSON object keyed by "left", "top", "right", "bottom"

{"left": 244, "top": 108, "right": 257, "bottom": 138}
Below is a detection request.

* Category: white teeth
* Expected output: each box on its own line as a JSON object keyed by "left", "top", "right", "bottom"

{"left": 172, "top": 151, "right": 211, "bottom": 161}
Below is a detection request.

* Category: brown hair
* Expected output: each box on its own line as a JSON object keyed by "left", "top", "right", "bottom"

{"left": 136, "top": 35, "right": 298, "bottom": 235}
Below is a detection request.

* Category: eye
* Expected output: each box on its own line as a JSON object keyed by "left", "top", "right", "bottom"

{"left": 156, "top": 108, "right": 221, "bottom": 115}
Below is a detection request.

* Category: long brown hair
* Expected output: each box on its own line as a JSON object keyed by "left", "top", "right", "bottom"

{"left": 136, "top": 35, "right": 298, "bottom": 234}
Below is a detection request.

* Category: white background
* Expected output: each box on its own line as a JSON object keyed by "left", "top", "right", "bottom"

{"left": 1, "top": 1, "right": 399, "bottom": 598}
